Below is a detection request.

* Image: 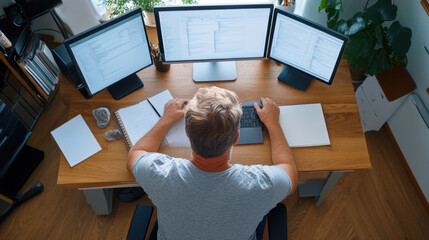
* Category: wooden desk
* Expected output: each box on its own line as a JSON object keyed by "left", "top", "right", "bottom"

{"left": 56, "top": 57, "right": 370, "bottom": 214}
{"left": 57, "top": 24, "right": 369, "bottom": 215}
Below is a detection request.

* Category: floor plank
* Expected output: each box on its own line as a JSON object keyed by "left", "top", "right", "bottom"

{"left": 1, "top": 94, "right": 428, "bottom": 240}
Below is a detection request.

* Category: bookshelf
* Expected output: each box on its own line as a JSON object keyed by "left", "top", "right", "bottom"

{"left": 0, "top": 24, "right": 60, "bottom": 129}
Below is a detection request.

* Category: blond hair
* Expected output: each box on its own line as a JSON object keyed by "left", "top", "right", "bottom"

{"left": 185, "top": 86, "right": 242, "bottom": 158}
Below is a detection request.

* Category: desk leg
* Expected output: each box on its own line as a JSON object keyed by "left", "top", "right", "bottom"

{"left": 298, "top": 171, "right": 344, "bottom": 206}
{"left": 82, "top": 189, "right": 113, "bottom": 215}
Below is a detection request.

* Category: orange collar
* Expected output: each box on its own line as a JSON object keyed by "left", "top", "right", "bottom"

{"left": 190, "top": 151, "right": 232, "bottom": 172}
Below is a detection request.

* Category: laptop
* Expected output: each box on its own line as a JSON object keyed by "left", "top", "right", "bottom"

{"left": 237, "top": 100, "right": 264, "bottom": 145}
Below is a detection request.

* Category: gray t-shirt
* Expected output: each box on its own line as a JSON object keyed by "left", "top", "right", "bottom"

{"left": 133, "top": 152, "right": 292, "bottom": 240}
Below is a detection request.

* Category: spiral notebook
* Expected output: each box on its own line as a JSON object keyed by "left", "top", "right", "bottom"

{"left": 114, "top": 90, "right": 189, "bottom": 149}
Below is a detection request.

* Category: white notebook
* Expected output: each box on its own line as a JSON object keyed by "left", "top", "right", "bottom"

{"left": 279, "top": 103, "right": 330, "bottom": 147}
{"left": 114, "top": 90, "right": 190, "bottom": 149}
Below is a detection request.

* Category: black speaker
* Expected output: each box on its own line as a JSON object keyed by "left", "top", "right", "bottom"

{"left": 3, "top": 4, "right": 26, "bottom": 27}
{"left": 15, "top": 0, "right": 63, "bottom": 20}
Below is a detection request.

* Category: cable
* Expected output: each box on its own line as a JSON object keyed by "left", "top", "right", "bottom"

{"left": 32, "top": 28, "right": 62, "bottom": 35}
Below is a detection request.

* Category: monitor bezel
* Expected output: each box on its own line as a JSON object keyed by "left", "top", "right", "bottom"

{"left": 267, "top": 8, "right": 348, "bottom": 86}
{"left": 154, "top": 3, "right": 274, "bottom": 63}
{"left": 63, "top": 7, "right": 152, "bottom": 97}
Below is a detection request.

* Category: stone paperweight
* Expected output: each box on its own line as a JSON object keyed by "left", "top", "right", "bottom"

{"left": 105, "top": 129, "right": 123, "bottom": 141}
{"left": 92, "top": 107, "right": 110, "bottom": 128}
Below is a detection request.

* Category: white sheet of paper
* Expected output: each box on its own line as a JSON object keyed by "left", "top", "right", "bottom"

{"left": 149, "top": 89, "right": 189, "bottom": 147}
{"left": 165, "top": 118, "right": 190, "bottom": 147}
{"left": 51, "top": 114, "right": 101, "bottom": 167}
{"left": 279, "top": 103, "right": 330, "bottom": 147}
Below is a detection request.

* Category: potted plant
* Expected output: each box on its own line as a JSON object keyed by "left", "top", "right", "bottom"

{"left": 104, "top": 0, "right": 197, "bottom": 26}
{"left": 318, "top": 0, "right": 412, "bottom": 86}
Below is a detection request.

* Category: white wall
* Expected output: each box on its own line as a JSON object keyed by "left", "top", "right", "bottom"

{"left": 395, "top": 0, "right": 429, "bottom": 108}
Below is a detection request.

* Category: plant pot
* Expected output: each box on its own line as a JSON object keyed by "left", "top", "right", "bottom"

{"left": 347, "top": 62, "right": 366, "bottom": 91}
{"left": 144, "top": 11, "right": 156, "bottom": 27}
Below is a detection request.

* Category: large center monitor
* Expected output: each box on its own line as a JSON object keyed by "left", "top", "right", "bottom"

{"left": 268, "top": 8, "right": 348, "bottom": 91}
{"left": 154, "top": 4, "right": 273, "bottom": 82}
{"left": 64, "top": 7, "right": 152, "bottom": 99}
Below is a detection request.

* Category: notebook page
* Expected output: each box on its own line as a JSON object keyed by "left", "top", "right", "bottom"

{"left": 279, "top": 103, "right": 330, "bottom": 147}
{"left": 116, "top": 100, "right": 160, "bottom": 146}
{"left": 148, "top": 89, "right": 173, "bottom": 116}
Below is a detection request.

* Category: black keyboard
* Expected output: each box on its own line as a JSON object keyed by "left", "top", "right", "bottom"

{"left": 240, "top": 106, "right": 261, "bottom": 128}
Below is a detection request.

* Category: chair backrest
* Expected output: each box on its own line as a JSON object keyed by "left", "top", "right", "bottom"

{"left": 268, "top": 203, "right": 288, "bottom": 240}
{"left": 127, "top": 203, "right": 287, "bottom": 240}
{"left": 127, "top": 204, "right": 154, "bottom": 240}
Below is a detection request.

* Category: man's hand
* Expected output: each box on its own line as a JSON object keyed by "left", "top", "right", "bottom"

{"left": 160, "top": 98, "right": 188, "bottom": 126}
{"left": 253, "top": 97, "right": 280, "bottom": 129}
{"left": 254, "top": 97, "right": 298, "bottom": 194}
{"left": 128, "top": 98, "right": 187, "bottom": 175}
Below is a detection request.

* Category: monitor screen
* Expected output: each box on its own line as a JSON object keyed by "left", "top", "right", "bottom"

{"left": 64, "top": 8, "right": 152, "bottom": 99}
{"left": 268, "top": 8, "right": 348, "bottom": 90}
{"left": 154, "top": 4, "right": 273, "bottom": 82}
{"left": 155, "top": 4, "right": 273, "bottom": 62}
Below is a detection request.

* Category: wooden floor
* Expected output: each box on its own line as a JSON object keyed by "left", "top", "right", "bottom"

{"left": 1, "top": 93, "right": 429, "bottom": 240}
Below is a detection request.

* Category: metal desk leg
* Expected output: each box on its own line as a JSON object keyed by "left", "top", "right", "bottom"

{"left": 82, "top": 189, "right": 113, "bottom": 215}
{"left": 298, "top": 171, "right": 344, "bottom": 206}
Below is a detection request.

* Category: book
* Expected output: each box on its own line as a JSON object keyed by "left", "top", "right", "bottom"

{"left": 18, "top": 61, "right": 49, "bottom": 101}
{"left": 114, "top": 89, "right": 189, "bottom": 149}
{"left": 279, "top": 103, "right": 330, "bottom": 147}
{"left": 34, "top": 54, "right": 58, "bottom": 86}
{"left": 26, "top": 59, "right": 55, "bottom": 91}
{"left": 24, "top": 63, "right": 51, "bottom": 95}
{"left": 38, "top": 42, "right": 60, "bottom": 76}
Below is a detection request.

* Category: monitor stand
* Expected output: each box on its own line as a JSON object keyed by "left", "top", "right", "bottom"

{"left": 108, "top": 73, "right": 143, "bottom": 100}
{"left": 193, "top": 61, "right": 237, "bottom": 82}
{"left": 278, "top": 65, "right": 313, "bottom": 91}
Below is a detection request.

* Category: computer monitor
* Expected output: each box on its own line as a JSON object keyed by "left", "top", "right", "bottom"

{"left": 154, "top": 4, "right": 273, "bottom": 82}
{"left": 268, "top": 8, "right": 348, "bottom": 91}
{"left": 64, "top": 7, "right": 152, "bottom": 99}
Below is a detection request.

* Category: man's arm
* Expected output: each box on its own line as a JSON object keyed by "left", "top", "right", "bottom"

{"left": 254, "top": 98, "right": 298, "bottom": 194}
{"left": 127, "top": 98, "right": 187, "bottom": 174}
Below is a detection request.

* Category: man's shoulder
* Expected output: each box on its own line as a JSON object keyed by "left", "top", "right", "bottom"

{"left": 231, "top": 164, "right": 290, "bottom": 185}
{"left": 134, "top": 152, "right": 188, "bottom": 173}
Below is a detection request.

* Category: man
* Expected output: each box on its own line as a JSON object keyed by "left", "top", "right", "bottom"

{"left": 128, "top": 86, "right": 297, "bottom": 240}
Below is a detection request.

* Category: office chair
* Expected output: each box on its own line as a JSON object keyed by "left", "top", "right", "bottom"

{"left": 127, "top": 203, "right": 288, "bottom": 240}
{"left": 0, "top": 101, "right": 44, "bottom": 224}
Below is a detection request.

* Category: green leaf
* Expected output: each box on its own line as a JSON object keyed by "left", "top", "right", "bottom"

{"left": 344, "top": 31, "right": 374, "bottom": 69}
{"left": 326, "top": 8, "right": 339, "bottom": 28}
{"left": 319, "top": 0, "right": 342, "bottom": 13}
{"left": 391, "top": 54, "right": 408, "bottom": 67}
{"left": 387, "top": 21, "right": 412, "bottom": 56}
{"left": 335, "top": 12, "right": 366, "bottom": 36}
{"left": 318, "top": 0, "right": 328, "bottom": 12}
{"left": 374, "top": 24, "right": 384, "bottom": 46}
{"left": 365, "top": 48, "right": 392, "bottom": 75}
{"left": 364, "top": 0, "right": 397, "bottom": 24}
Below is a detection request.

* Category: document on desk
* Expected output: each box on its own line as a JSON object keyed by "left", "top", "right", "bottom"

{"left": 51, "top": 114, "right": 102, "bottom": 167}
{"left": 114, "top": 89, "right": 190, "bottom": 149}
{"left": 279, "top": 103, "right": 330, "bottom": 147}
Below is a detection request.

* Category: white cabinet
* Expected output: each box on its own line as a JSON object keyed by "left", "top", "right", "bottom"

{"left": 355, "top": 76, "right": 410, "bottom": 132}
{"left": 388, "top": 95, "right": 429, "bottom": 203}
